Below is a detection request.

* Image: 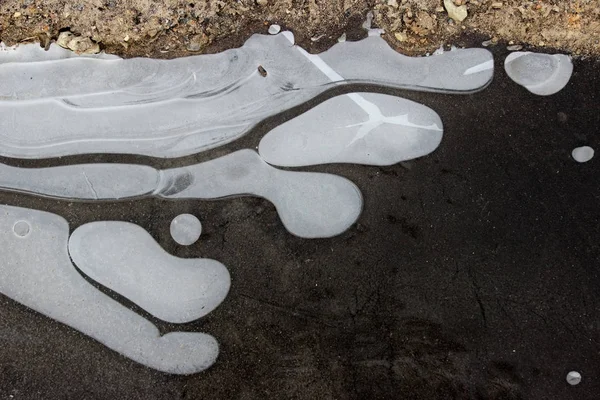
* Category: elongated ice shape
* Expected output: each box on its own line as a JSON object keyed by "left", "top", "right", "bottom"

{"left": 0, "top": 33, "right": 493, "bottom": 158}
{"left": 504, "top": 52, "right": 573, "bottom": 96}
{"left": 259, "top": 93, "right": 443, "bottom": 167}
{"left": 0, "top": 150, "right": 362, "bottom": 238}
{"left": 0, "top": 204, "right": 219, "bottom": 374}
{"left": 69, "top": 221, "right": 230, "bottom": 324}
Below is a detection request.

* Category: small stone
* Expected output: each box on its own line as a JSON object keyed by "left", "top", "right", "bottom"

{"left": 67, "top": 36, "right": 100, "bottom": 54}
{"left": 12, "top": 11, "right": 22, "bottom": 18}
{"left": 491, "top": 2, "right": 503, "bottom": 9}
{"left": 338, "top": 33, "right": 346, "bottom": 42}
{"left": 186, "top": 34, "right": 209, "bottom": 52}
{"left": 57, "top": 31, "right": 75, "bottom": 49}
{"left": 482, "top": 39, "right": 493, "bottom": 46}
{"left": 566, "top": 371, "right": 582, "bottom": 385}
{"left": 507, "top": 45, "right": 523, "bottom": 51}
{"left": 387, "top": 0, "right": 398, "bottom": 7}
{"left": 444, "top": 0, "right": 468, "bottom": 22}
{"left": 394, "top": 31, "right": 408, "bottom": 42}
{"left": 268, "top": 24, "right": 281, "bottom": 35}
{"left": 256, "top": 0, "right": 268, "bottom": 5}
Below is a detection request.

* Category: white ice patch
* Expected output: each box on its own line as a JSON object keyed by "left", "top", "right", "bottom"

{"left": 259, "top": 93, "right": 443, "bottom": 167}
{"left": 0, "top": 204, "right": 219, "bottom": 374}
{"left": 0, "top": 34, "right": 492, "bottom": 158}
{"left": 572, "top": 146, "right": 594, "bottom": 163}
{"left": 0, "top": 150, "right": 363, "bottom": 238}
{"left": 268, "top": 24, "right": 281, "bottom": 35}
{"left": 504, "top": 52, "right": 573, "bottom": 96}
{"left": 69, "top": 221, "right": 229, "bottom": 323}
{"left": 566, "top": 371, "right": 582, "bottom": 386}
{"left": 171, "top": 213, "right": 203, "bottom": 245}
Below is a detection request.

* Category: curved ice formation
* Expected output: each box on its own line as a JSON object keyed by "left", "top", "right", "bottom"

{"left": 259, "top": 93, "right": 443, "bottom": 167}
{"left": 504, "top": 52, "right": 573, "bottom": 96}
{"left": 170, "top": 214, "right": 203, "bottom": 245}
{"left": 0, "top": 150, "right": 362, "bottom": 238}
{"left": 0, "top": 41, "right": 119, "bottom": 64}
{"left": 69, "top": 221, "right": 229, "bottom": 324}
{"left": 0, "top": 204, "right": 219, "bottom": 374}
{"left": 0, "top": 33, "right": 493, "bottom": 158}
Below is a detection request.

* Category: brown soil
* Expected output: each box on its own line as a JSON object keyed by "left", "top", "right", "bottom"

{"left": 0, "top": 0, "right": 598, "bottom": 59}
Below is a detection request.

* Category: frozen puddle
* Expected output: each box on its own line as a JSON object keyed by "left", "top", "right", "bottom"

{"left": 0, "top": 204, "right": 219, "bottom": 374}
{"left": 0, "top": 33, "right": 492, "bottom": 158}
{"left": 171, "top": 214, "right": 203, "bottom": 245}
{"left": 504, "top": 52, "right": 573, "bottom": 96}
{"left": 259, "top": 93, "right": 443, "bottom": 167}
{"left": 0, "top": 150, "right": 363, "bottom": 238}
{"left": 69, "top": 221, "right": 229, "bottom": 324}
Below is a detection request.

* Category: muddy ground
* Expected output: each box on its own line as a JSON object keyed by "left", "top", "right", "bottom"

{"left": 0, "top": 39, "right": 598, "bottom": 399}
{"left": 0, "top": 1, "right": 599, "bottom": 59}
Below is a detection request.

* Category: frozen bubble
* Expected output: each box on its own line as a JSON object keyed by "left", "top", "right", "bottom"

{"left": 268, "top": 24, "right": 281, "bottom": 35}
{"left": 171, "top": 214, "right": 202, "bottom": 246}
{"left": 504, "top": 52, "right": 573, "bottom": 96}
{"left": 12, "top": 220, "right": 30, "bottom": 237}
{"left": 572, "top": 146, "right": 594, "bottom": 163}
{"left": 566, "top": 371, "right": 581, "bottom": 386}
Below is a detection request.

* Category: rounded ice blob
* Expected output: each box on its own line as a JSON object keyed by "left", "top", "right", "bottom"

{"left": 572, "top": 146, "right": 594, "bottom": 163}
{"left": 259, "top": 93, "right": 443, "bottom": 167}
{"left": 170, "top": 214, "right": 202, "bottom": 246}
{"left": 504, "top": 52, "right": 573, "bottom": 96}
{"left": 12, "top": 220, "right": 30, "bottom": 237}
{"left": 268, "top": 24, "right": 281, "bottom": 35}
{"left": 566, "top": 371, "right": 582, "bottom": 386}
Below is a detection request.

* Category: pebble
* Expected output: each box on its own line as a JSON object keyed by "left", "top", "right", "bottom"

{"left": 566, "top": 371, "right": 582, "bottom": 386}
{"left": 394, "top": 32, "right": 407, "bottom": 42}
{"left": 572, "top": 146, "right": 594, "bottom": 163}
{"left": 491, "top": 2, "right": 503, "bottom": 9}
{"left": 187, "top": 34, "right": 209, "bottom": 52}
{"left": 507, "top": 45, "right": 523, "bottom": 51}
{"left": 338, "top": 33, "right": 347, "bottom": 42}
{"left": 256, "top": 0, "right": 268, "bottom": 5}
{"left": 57, "top": 31, "right": 75, "bottom": 48}
{"left": 12, "top": 12, "right": 21, "bottom": 18}
{"left": 66, "top": 37, "right": 100, "bottom": 54}
{"left": 444, "top": 0, "right": 468, "bottom": 22}
{"left": 268, "top": 24, "right": 281, "bottom": 35}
